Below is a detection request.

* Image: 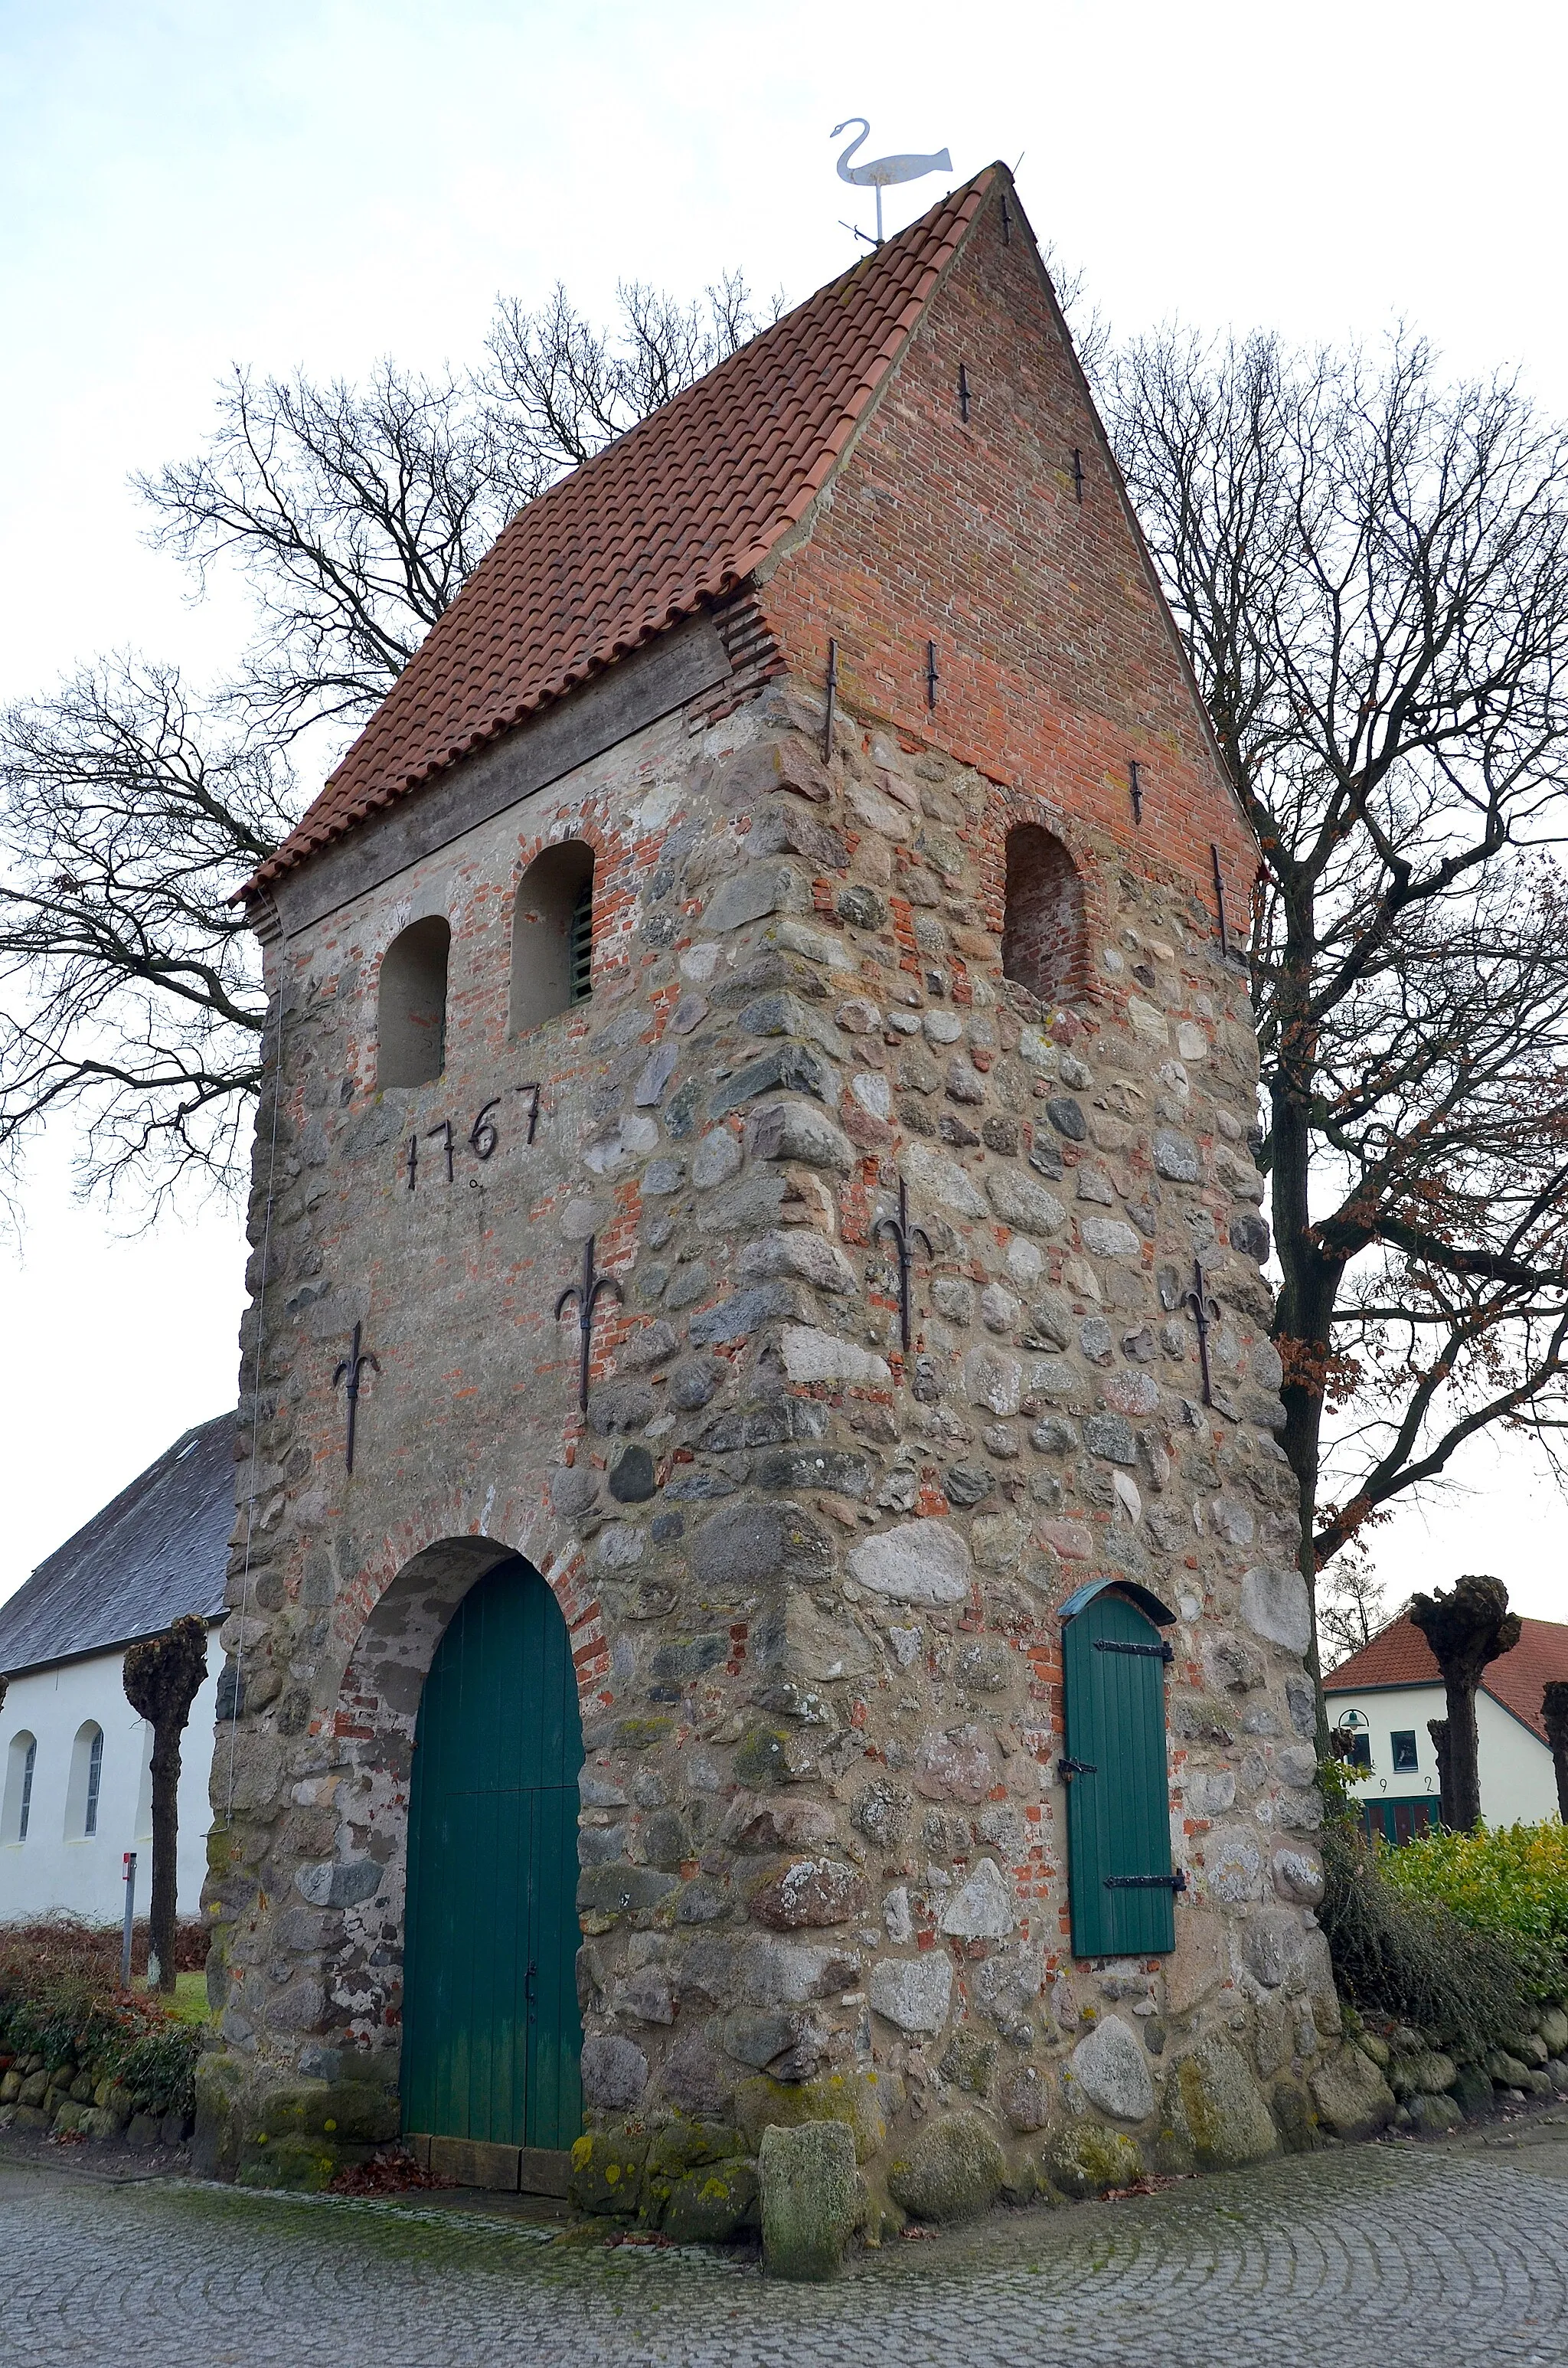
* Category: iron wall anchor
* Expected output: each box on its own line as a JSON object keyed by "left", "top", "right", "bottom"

{"left": 332, "top": 1320, "right": 381, "bottom": 1473}
{"left": 872, "top": 1178, "right": 933, "bottom": 1353}
{"left": 1181, "top": 1258, "right": 1220, "bottom": 1407}
{"left": 555, "top": 1235, "right": 624, "bottom": 1414}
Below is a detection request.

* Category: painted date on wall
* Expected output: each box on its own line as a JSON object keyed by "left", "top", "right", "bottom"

{"left": 404, "top": 1083, "right": 541, "bottom": 1189}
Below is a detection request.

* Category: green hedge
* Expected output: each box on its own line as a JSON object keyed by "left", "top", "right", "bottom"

{"left": 1378, "top": 1821, "right": 1568, "bottom": 1998}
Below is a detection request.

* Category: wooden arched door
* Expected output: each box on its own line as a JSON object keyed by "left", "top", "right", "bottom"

{"left": 401, "top": 1557, "right": 584, "bottom": 2156}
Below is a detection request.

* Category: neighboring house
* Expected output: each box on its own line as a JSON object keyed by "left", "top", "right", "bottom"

{"left": 1324, "top": 1611, "right": 1568, "bottom": 1840}
{"left": 0, "top": 1415, "right": 231, "bottom": 1923}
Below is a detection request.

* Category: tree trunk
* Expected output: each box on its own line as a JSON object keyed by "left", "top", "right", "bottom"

{"left": 1269, "top": 1054, "right": 1343, "bottom": 1758}
{"left": 121, "top": 1616, "right": 210, "bottom": 1998}
{"left": 147, "top": 1724, "right": 182, "bottom": 1992}
{"left": 1410, "top": 1577, "right": 1521, "bottom": 1833}
{"left": 1427, "top": 1718, "right": 1453, "bottom": 1831}
{"left": 1544, "top": 1683, "right": 1568, "bottom": 1823}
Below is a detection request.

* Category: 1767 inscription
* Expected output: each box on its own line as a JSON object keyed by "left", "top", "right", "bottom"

{"left": 403, "top": 1081, "right": 541, "bottom": 1189}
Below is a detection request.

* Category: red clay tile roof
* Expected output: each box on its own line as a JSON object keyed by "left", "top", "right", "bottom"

{"left": 1325, "top": 1611, "right": 1568, "bottom": 1744}
{"left": 247, "top": 171, "right": 997, "bottom": 895}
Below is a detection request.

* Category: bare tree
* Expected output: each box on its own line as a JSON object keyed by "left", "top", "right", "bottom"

{"left": 482, "top": 272, "right": 784, "bottom": 475}
{"left": 1317, "top": 1546, "right": 1390, "bottom": 1669}
{"left": 1410, "top": 1574, "right": 1521, "bottom": 1829}
{"left": 1099, "top": 330, "right": 1568, "bottom": 1734}
{"left": 0, "top": 276, "right": 777, "bottom": 1210}
{"left": 0, "top": 660, "right": 286, "bottom": 1211}
{"left": 122, "top": 1614, "right": 211, "bottom": 1990}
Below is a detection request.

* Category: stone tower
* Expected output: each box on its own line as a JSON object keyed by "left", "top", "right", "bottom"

{"left": 200, "top": 168, "right": 1342, "bottom": 2219}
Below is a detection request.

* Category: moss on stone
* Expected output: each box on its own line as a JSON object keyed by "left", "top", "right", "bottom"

{"left": 887, "top": 2111, "right": 1005, "bottom": 2224}
{"left": 733, "top": 1726, "right": 792, "bottom": 1788}
{"left": 568, "top": 2129, "right": 648, "bottom": 2216}
{"left": 760, "top": 2120, "right": 856, "bottom": 2279}
{"left": 1046, "top": 2123, "right": 1143, "bottom": 2199}
{"left": 663, "top": 2158, "right": 760, "bottom": 2244}
{"left": 237, "top": 2132, "right": 340, "bottom": 2191}
{"left": 733, "top": 2066, "right": 897, "bottom": 2162}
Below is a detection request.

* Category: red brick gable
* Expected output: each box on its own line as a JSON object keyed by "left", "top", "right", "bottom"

{"left": 755, "top": 173, "right": 1252, "bottom": 906}
{"left": 247, "top": 177, "right": 990, "bottom": 895}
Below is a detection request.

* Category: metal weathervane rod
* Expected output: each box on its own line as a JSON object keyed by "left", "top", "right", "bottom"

{"left": 832, "top": 119, "right": 952, "bottom": 247}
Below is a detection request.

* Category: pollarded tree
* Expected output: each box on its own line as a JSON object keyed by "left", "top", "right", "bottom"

{"left": 1409, "top": 1575, "right": 1521, "bottom": 1829}
{"left": 1100, "top": 332, "right": 1568, "bottom": 1734}
{"left": 122, "top": 1615, "right": 211, "bottom": 1992}
{"left": 1544, "top": 1680, "right": 1568, "bottom": 1823}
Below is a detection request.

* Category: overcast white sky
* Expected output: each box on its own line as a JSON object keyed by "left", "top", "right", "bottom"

{"left": 2, "top": 0, "right": 1564, "bottom": 1620}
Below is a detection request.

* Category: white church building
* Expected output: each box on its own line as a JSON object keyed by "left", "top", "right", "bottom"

{"left": 0, "top": 1416, "right": 230, "bottom": 1925}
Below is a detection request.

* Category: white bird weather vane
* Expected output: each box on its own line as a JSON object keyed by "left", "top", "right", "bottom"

{"left": 831, "top": 118, "right": 952, "bottom": 246}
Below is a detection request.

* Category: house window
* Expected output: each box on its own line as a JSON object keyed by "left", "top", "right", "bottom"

{"left": 1390, "top": 1729, "right": 1419, "bottom": 1773}
{"left": 3, "top": 1732, "right": 37, "bottom": 1843}
{"left": 377, "top": 917, "right": 451, "bottom": 1088}
{"left": 84, "top": 1729, "right": 103, "bottom": 1834}
{"left": 67, "top": 1722, "right": 105, "bottom": 1840}
{"left": 1001, "top": 824, "right": 1084, "bottom": 1006}
{"left": 510, "top": 842, "right": 595, "bottom": 1035}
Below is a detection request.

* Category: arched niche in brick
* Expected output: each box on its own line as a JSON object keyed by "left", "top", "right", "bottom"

{"left": 510, "top": 840, "right": 594, "bottom": 1036}
{"left": 376, "top": 916, "right": 450, "bottom": 1087}
{"left": 1001, "top": 823, "right": 1085, "bottom": 1004}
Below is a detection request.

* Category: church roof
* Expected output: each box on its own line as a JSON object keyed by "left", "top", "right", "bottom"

{"left": 247, "top": 171, "right": 995, "bottom": 895}
{"left": 0, "top": 1415, "right": 233, "bottom": 1679}
{"left": 1324, "top": 1611, "right": 1568, "bottom": 1745}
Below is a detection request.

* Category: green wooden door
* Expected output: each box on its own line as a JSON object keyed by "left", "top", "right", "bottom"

{"left": 1063, "top": 1585, "right": 1178, "bottom": 1958}
{"left": 401, "top": 1557, "right": 585, "bottom": 2149}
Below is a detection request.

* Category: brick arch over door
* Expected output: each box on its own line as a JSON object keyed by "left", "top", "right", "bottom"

{"left": 297, "top": 1527, "right": 608, "bottom": 2068}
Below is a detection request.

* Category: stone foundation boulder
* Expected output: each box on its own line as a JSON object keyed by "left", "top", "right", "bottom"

{"left": 1045, "top": 2123, "right": 1142, "bottom": 2199}
{"left": 1160, "top": 2037, "right": 1279, "bottom": 2171}
{"left": 760, "top": 2121, "right": 856, "bottom": 2280}
{"left": 887, "top": 2111, "right": 1005, "bottom": 2225}
{"left": 664, "top": 2158, "right": 760, "bottom": 2244}
{"left": 1310, "top": 2045, "right": 1396, "bottom": 2139}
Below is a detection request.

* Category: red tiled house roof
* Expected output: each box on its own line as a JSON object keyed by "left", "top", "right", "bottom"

{"left": 1325, "top": 1612, "right": 1568, "bottom": 1745}
{"left": 247, "top": 173, "right": 995, "bottom": 895}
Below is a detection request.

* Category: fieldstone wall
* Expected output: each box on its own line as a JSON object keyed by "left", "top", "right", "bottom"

{"left": 200, "top": 669, "right": 1360, "bottom": 2219}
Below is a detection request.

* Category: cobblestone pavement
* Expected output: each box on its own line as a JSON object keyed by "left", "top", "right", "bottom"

{"left": 2, "top": 2132, "right": 1567, "bottom": 2368}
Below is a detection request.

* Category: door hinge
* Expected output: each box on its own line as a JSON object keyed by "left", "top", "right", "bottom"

{"left": 1103, "top": 1870, "right": 1188, "bottom": 1892}
{"left": 1057, "top": 1757, "right": 1098, "bottom": 1780}
{"left": 1093, "top": 1637, "right": 1174, "bottom": 1661}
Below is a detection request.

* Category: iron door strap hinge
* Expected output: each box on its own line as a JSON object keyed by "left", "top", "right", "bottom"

{"left": 1057, "top": 1757, "right": 1098, "bottom": 1780}
{"left": 1104, "top": 1871, "right": 1188, "bottom": 1892}
{"left": 1093, "top": 1637, "right": 1174, "bottom": 1661}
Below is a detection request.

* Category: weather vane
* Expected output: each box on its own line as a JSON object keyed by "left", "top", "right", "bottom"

{"left": 831, "top": 119, "right": 952, "bottom": 247}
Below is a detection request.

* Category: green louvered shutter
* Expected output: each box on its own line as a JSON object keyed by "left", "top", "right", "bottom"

{"left": 1063, "top": 1587, "right": 1178, "bottom": 1958}
{"left": 402, "top": 1557, "right": 585, "bottom": 2149}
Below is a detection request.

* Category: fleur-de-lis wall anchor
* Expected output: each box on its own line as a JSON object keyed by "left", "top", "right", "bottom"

{"left": 1181, "top": 1258, "right": 1221, "bottom": 1407}
{"left": 554, "top": 1235, "right": 624, "bottom": 1413}
{"left": 872, "top": 1177, "right": 933, "bottom": 1353}
{"left": 332, "top": 1320, "right": 381, "bottom": 1473}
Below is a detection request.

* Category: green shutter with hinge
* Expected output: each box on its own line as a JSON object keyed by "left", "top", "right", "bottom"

{"left": 1060, "top": 1578, "right": 1182, "bottom": 1958}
